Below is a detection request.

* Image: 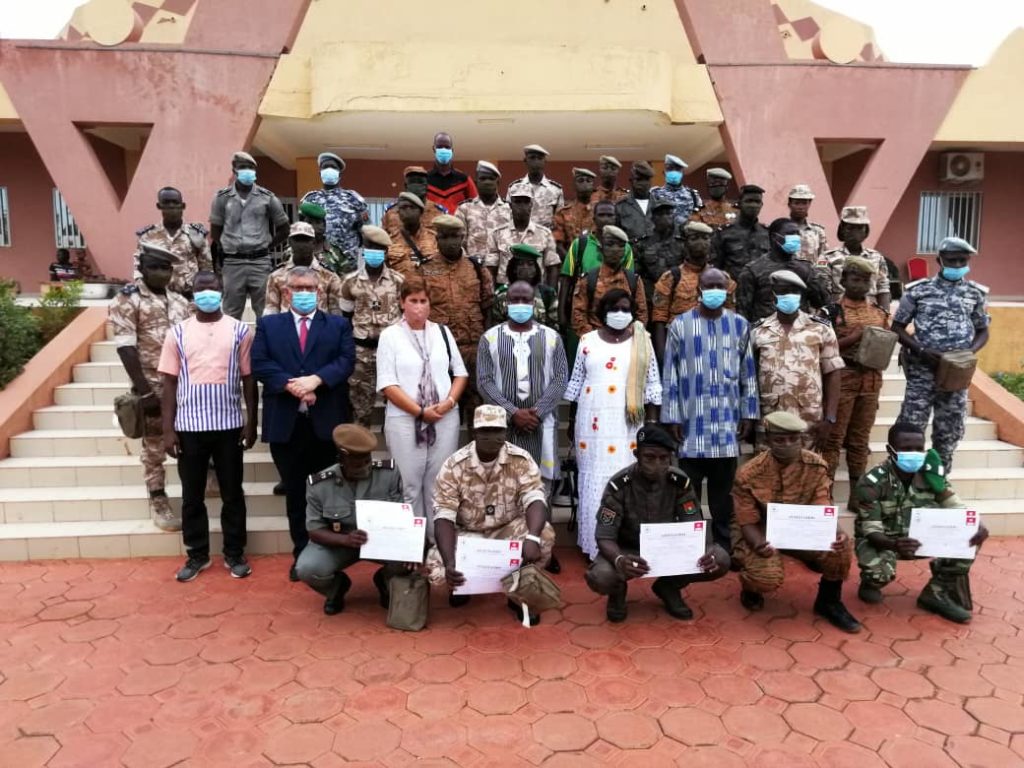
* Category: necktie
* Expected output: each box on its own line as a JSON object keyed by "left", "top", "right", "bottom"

{"left": 299, "top": 317, "right": 308, "bottom": 353}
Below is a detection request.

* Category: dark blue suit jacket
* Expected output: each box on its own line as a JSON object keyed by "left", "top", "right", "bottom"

{"left": 251, "top": 311, "right": 355, "bottom": 443}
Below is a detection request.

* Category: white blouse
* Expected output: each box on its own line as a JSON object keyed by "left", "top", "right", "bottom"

{"left": 376, "top": 322, "right": 468, "bottom": 420}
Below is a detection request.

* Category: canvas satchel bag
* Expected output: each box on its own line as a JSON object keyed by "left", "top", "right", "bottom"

{"left": 853, "top": 326, "right": 899, "bottom": 371}
{"left": 386, "top": 572, "right": 429, "bottom": 632}
{"left": 502, "top": 564, "right": 562, "bottom": 627}
{"left": 936, "top": 350, "right": 978, "bottom": 392}
{"left": 113, "top": 392, "right": 146, "bottom": 439}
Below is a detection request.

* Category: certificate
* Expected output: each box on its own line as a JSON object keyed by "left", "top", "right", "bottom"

{"left": 356, "top": 500, "right": 426, "bottom": 563}
{"left": 453, "top": 537, "right": 522, "bottom": 595}
{"left": 765, "top": 504, "right": 838, "bottom": 551}
{"left": 639, "top": 521, "right": 706, "bottom": 577}
{"left": 908, "top": 508, "right": 979, "bottom": 560}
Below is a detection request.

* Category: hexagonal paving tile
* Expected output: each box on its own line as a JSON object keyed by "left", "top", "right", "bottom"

{"left": 467, "top": 680, "right": 527, "bottom": 715}
{"left": 263, "top": 722, "right": 334, "bottom": 764}
{"left": 596, "top": 711, "right": 660, "bottom": 749}
{"left": 659, "top": 707, "right": 725, "bottom": 746}
{"left": 332, "top": 720, "right": 402, "bottom": 761}
{"left": 533, "top": 713, "right": 597, "bottom": 752}
{"left": 783, "top": 702, "right": 853, "bottom": 741}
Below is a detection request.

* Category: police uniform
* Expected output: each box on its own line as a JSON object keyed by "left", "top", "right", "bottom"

{"left": 736, "top": 252, "right": 830, "bottom": 321}
{"left": 133, "top": 222, "right": 212, "bottom": 296}
{"left": 712, "top": 218, "right": 770, "bottom": 282}
{"left": 635, "top": 200, "right": 686, "bottom": 303}
{"left": 300, "top": 186, "right": 368, "bottom": 265}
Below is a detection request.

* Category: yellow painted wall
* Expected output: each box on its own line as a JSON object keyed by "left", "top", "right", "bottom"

{"left": 978, "top": 305, "right": 1024, "bottom": 374}
{"left": 0, "top": 82, "right": 16, "bottom": 121}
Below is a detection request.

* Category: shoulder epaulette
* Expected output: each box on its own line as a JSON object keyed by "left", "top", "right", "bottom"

{"left": 372, "top": 459, "right": 396, "bottom": 470}
{"left": 810, "top": 315, "right": 831, "bottom": 325}
{"left": 548, "top": 179, "right": 562, "bottom": 188}
{"left": 215, "top": 187, "right": 233, "bottom": 196}
{"left": 119, "top": 284, "right": 139, "bottom": 296}
{"left": 904, "top": 278, "right": 926, "bottom": 290}
{"left": 135, "top": 224, "right": 156, "bottom": 237}
{"left": 308, "top": 468, "right": 338, "bottom": 486}
{"left": 667, "top": 467, "right": 691, "bottom": 489}
{"left": 969, "top": 281, "right": 990, "bottom": 295}
{"left": 751, "top": 316, "right": 768, "bottom": 328}
{"left": 188, "top": 222, "right": 208, "bottom": 235}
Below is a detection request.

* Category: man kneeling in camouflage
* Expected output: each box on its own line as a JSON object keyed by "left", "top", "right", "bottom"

{"left": 854, "top": 422, "right": 988, "bottom": 623}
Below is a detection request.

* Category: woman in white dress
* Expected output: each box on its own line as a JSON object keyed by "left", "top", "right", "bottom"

{"left": 564, "top": 288, "right": 662, "bottom": 559}
{"left": 377, "top": 277, "right": 468, "bottom": 536}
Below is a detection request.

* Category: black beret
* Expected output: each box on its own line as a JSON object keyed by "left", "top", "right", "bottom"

{"left": 636, "top": 425, "right": 676, "bottom": 452}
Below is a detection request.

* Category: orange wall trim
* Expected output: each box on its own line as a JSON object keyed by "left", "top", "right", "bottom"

{"left": 0, "top": 306, "right": 108, "bottom": 459}
{"left": 970, "top": 371, "right": 1024, "bottom": 448}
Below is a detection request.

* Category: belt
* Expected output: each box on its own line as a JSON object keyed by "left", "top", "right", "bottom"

{"left": 225, "top": 248, "right": 269, "bottom": 260}
{"left": 354, "top": 336, "right": 379, "bottom": 349}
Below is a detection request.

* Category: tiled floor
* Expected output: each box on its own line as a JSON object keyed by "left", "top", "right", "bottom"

{"left": 2, "top": 543, "right": 1024, "bottom": 767}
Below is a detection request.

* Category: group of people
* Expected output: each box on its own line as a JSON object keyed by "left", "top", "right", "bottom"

{"left": 108, "top": 132, "right": 991, "bottom": 630}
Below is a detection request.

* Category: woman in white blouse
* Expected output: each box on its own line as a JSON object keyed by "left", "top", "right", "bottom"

{"left": 377, "top": 278, "right": 468, "bottom": 533}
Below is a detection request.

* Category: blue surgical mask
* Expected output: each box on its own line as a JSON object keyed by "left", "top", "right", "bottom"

{"left": 665, "top": 170, "right": 683, "bottom": 186}
{"left": 781, "top": 234, "right": 802, "bottom": 254}
{"left": 700, "top": 288, "right": 728, "bottom": 310}
{"left": 941, "top": 265, "right": 970, "bottom": 281}
{"left": 507, "top": 303, "right": 535, "bottom": 324}
{"left": 291, "top": 290, "right": 317, "bottom": 314}
{"left": 893, "top": 450, "right": 926, "bottom": 474}
{"left": 605, "top": 311, "right": 633, "bottom": 331}
{"left": 235, "top": 169, "right": 256, "bottom": 186}
{"left": 775, "top": 293, "right": 801, "bottom": 314}
{"left": 194, "top": 290, "right": 222, "bottom": 313}
{"left": 435, "top": 147, "right": 453, "bottom": 164}
{"left": 363, "top": 249, "right": 386, "bottom": 268}
{"left": 320, "top": 167, "right": 340, "bottom": 186}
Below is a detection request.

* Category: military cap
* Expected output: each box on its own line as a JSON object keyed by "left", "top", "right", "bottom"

{"left": 842, "top": 256, "right": 877, "bottom": 276}
{"left": 477, "top": 160, "right": 501, "bottom": 178}
{"left": 938, "top": 236, "right": 976, "bottom": 255}
{"left": 635, "top": 424, "right": 676, "bottom": 452}
{"left": 599, "top": 155, "right": 622, "bottom": 169}
{"left": 232, "top": 151, "right": 257, "bottom": 166}
{"left": 840, "top": 205, "right": 870, "bottom": 225}
{"left": 664, "top": 154, "right": 688, "bottom": 169}
{"left": 361, "top": 225, "right": 392, "bottom": 248}
{"left": 317, "top": 151, "right": 346, "bottom": 170}
{"left": 289, "top": 221, "right": 316, "bottom": 239}
{"left": 764, "top": 411, "right": 807, "bottom": 433}
{"left": 139, "top": 243, "right": 178, "bottom": 265}
{"left": 650, "top": 196, "right": 676, "bottom": 211}
{"left": 788, "top": 184, "right": 815, "bottom": 200}
{"left": 510, "top": 243, "right": 542, "bottom": 260}
{"left": 770, "top": 269, "right": 807, "bottom": 290}
{"left": 508, "top": 185, "right": 534, "bottom": 200}
{"left": 397, "top": 191, "right": 425, "bottom": 210}
{"left": 707, "top": 168, "right": 733, "bottom": 180}
{"left": 602, "top": 225, "right": 629, "bottom": 244}
{"left": 433, "top": 214, "right": 465, "bottom": 232}
{"left": 523, "top": 144, "right": 550, "bottom": 157}
{"left": 474, "top": 404, "right": 508, "bottom": 429}
{"left": 572, "top": 167, "right": 597, "bottom": 179}
{"left": 299, "top": 201, "right": 326, "bottom": 220}
{"left": 403, "top": 165, "right": 428, "bottom": 177}
{"left": 332, "top": 423, "right": 377, "bottom": 453}
{"left": 631, "top": 161, "right": 655, "bottom": 177}
{"left": 739, "top": 184, "right": 765, "bottom": 196}
{"left": 684, "top": 221, "right": 714, "bottom": 235}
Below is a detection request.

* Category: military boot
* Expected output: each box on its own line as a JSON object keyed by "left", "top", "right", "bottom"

{"left": 813, "top": 579, "right": 862, "bottom": 633}
{"left": 372, "top": 567, "right": 391, "bottom": 609}
{"left": 149, "top": 492, "right": 181, "bottom": 532}
{"left": 606, "top": 583, "right": 628, "bottom": 623}
{"left": 917, "top": 577, "right": 972, "bottom": 624}
{"left": 949, "top": 573, "right": 974, "bottom": 611}
{"left": 323, "top": 572, "right": 352, "bottom": 616}
{"left": 858, "top": 580, "right": 884, "bottom": 604}
{"left": 652, "top": 578, "right": 694, "bottom": 620}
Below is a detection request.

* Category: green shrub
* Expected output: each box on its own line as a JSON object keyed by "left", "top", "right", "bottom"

{"left": 993, "top": 371, "right": 1024, "bottom": 402}
{"left": 0, "top": 280, "right": 41, "bottom": 389}
{"left": 36, "top": 280, "right": 83, "bottom": 343}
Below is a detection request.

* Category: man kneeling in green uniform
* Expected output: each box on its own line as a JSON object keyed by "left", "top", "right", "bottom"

{"left": 585, "top": 425, "right": 730, "bottom": 622}
{"left": 853, "top": 421, "right": 988, "bottom": 623}
{"left": 296, "top": 424, "right": 414, "bottom": 615}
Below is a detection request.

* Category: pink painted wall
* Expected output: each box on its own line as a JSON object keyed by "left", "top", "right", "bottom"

{"left": 0, "top": 134, "right": 59, "bottom": 291}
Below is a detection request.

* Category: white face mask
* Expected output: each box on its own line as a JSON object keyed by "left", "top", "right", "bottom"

{"left": 605, "top": 311, "right": 633, "bottom": 331}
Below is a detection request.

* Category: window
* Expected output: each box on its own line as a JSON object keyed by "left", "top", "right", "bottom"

{"left": 917, "top": 191, "right": 982, "bottom": 254}
{"left": 52, "top": 189, "right": 86, "bottom": 249}
{"left": 365, "top": 197, "right": 395, "bottom": 227}
{"left": 0, "top": 188, "right": 9, "bottom": 247}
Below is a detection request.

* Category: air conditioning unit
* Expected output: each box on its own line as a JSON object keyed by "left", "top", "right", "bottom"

{"left": 940, "top": 152, "right": 984, "bottom": 183}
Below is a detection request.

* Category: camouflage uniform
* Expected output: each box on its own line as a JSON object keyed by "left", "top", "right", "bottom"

{"left": 796, "top": 221, "right": 828, "bottom": 265}
{"left": 822, "top": 298, "right": 889, "bottom": 479}
{"left": 381, "top": 199, "right": 447, "bottom": 239}
{"left": 736, "top": 253, "right": 830, "bottom": 322}
{"left": 338, "top": 266, "right": 405, "bottom": 427}
{"left": 592, "top": 186, "right": 629, "bottom": 204}
{"left": 690, "top": 198, "right": 736, "bottom": 230}
{"left": 732, "top": 450, "right": 852, "bottom": 593}
{"left": 456, "top": 197, "right": 512, "bottom": 262}
{"left": 425, "top": 442, "right": 556, "bottom": 584}
{"left": 507, "top": 176, "right": 564, "bottom": 229}
{"left": 895, "top": 276, "right": 989, "bottom": 471}
{"left": 825, "top": 246, "right": 890, "bottom": 304}
{"left": 571, "top": 264, "right": 649, "bottom": 337}
{"left": 487, "top": 222, "right": 559, "bottom": 284}
{"left": 634, "top": 226, "right": 685, "bottom": 304}
{"left": 386, "top": 225, "right": 440, "bottom": 280}
{"left": 551, "top": 200, "right": 595, "bottom": 252}
{"left": 751, "top": 312, "right": 844, "bottom": 426}
{"left": 301, "top": 187, "right": 368, "bottom": 266}
{"left": 263, "top": 258, "right": 344, "bottom": 316}
{"left": 108, "top": 280, "right": 191, "bottom": 492}
{"left": 133, "top": 223, "right": 212, "bottom": 295}
{"left": 712, "top": 219, "right": 770, "bottom": 282}
{"left": 649, "top": 184, "right": 703, "bottom": 226}
{"left": 650, "top": 263, "right": 736, "bottom": 325}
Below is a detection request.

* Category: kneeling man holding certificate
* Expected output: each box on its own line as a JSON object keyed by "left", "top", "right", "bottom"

{"left": 585, "top": 425, "right": 730, "bottom": 623}
{"left": 852, "top": 421, "right": 988, "bottom": 624}
{"left": 732, "top": 412, "right": 861, "bottom": 633}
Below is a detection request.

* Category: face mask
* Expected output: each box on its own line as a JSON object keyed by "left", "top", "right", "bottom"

{"left": 700, "top": 288, "right": 728, "bottom": 310}
{"left": 893, "top": 450, "right": 926, "bottom": 474}
{"left": 605, "top": 311, "right": 633, "bottom": 331}
{"left": 363, "top": 249, "right": 386, "bottom": 268}
{"left": 942, "top": 265, "right": 970, "bottom": 281}
{"left": 665, "top": 170, "right": 683, "bottom": 186}
{"left": 194, "top": 290, "right": 222, "bottom": 313}
{"left": 404, "top": 303, "right": 430, "bottom": 324}
{"left": 235, "top": 169, "right": 256, "bottom": 186}
{"left": 434, "top": 147, "right": 453, "bottom": 164}
{"left": 507, "top": 303, "right": 534, "bottom": 324}
{"left": 781, "top": 234, "right": 801, "bottom": 254}
{"left": 320, "top": 167, "right": 340, "bottom": 185}
{"left": 775, "top": 293, "right": 801, "bottom": 314}
{"left": 291, "top": 290, "right": 318, "bottom": 314}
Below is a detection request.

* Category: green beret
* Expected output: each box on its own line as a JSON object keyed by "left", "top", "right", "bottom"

{"left": 299, "top": 201, "right": 326, "bottom": 220}
{"left": 509, "top": 243, "right": 542, "bottom": 259}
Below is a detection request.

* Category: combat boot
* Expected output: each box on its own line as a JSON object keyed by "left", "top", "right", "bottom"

{"left": 949, "top": 573, "right": 974, "bottom": 611}
{"left": 813, "top": 579, "right": 861, "bottom": 633}
{"left": 324, "top": 572, "right": 352, "bottom": 615}
{"left": 150, "top": 492, "right": 181, "bottom": 532}
{"left": 372, "top": 567, "right": 391, "bottom": 609}
{"left": 917, "top": 577, "right": 972, "bottom": 624}
{"left": 652, "top": 578, "right": 693, "bottom": 620}
{"left": 858, "top": 580, "right": 884, "bottom": 604}
{"left": 606, "top": 583, "right": 628, "bottom": 623}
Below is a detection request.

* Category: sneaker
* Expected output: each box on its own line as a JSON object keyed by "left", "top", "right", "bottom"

{"left": 150, "top": 493, "right": 181, "bottom": 532}
{"left": 224, "top": 556, "right": 252, "bottom": 579}
{"left": 176, "top": 557, "right": 211, "bottom": 582}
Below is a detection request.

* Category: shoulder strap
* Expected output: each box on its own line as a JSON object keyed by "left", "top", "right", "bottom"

{"left": 572, "top": 232, "right": 589, "bottom": 278}
{"left": 401, "top": 230, "right": 427, "bottom": 267}
{"left": 626, "top": 269, "right": 638, "bottom": 296}
{"left": 586, "top": 267, "right": 600, "bottom": 307}
{"left": 439, "top": 323, "right": 454, "bottom": 380}
{"left": 670, "top": 266, "right": 681, "bottom": 295}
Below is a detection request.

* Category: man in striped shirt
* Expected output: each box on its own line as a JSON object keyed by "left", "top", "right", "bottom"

{"left": 159, "top": 271, "right": 258, "bottom": 583}
{"left": 661, "top": 268, "right": 760, "bottom": 552}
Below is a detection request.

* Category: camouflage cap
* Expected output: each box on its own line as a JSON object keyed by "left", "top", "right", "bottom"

{"left": 317, "top": 151, "right": 345, "bottom": 170}
{"left": 299, "top": 201, "right": 326, "bottom": 220}
{"left": 602, "top": 225, "right": 629, "bottom": 244}
{"left": 572, "top": 167, "right": 597, "bottom": 179}
{"left": 361, "top": 225, "right": 392, "bottom": 248}
{"left": 473, "top": 404, "right": 508, "bottom": 429}
{"left": 842, "top": 256, "right": 877, "bottom": 276}
{"left": 477, "top": 160, "right": 501, "bottom": 178}
{"left": 707, "top": 168, "right": 733, "bottom": 180}
{"left": 523, "top": 144, "right": 550, "bottom": 157}
{"left": 664, "top": 154, "right": 688, "bottom": 169}
{"left": 764, "top": 411, "right": 807, "bottom": 433}
{"left": 507, "top": 182, "right": 534, "bottom": 200}
{"left": 788, "top": 184, "right": 815, "bottom": 200}
{"left": 840, "top": 206, "right": 870, "bottom": 225}
{"left": 684, "top": 221, "right": 714, "bottom": 235}
{"left": 139, "top": 243, "right": 178, "bottom": 265}
{"left": 509, "top": 243, "right": 542, "bottom": 259}
{"left": 332, "top": 423, "right": 377, "bottom": 453}
{"left": 232, "top": 151, "right": 257, "bottom": 166}
{"left": 938, "top": 236, "right": 977, "bottom": 255}
{"left": 636, "top": 424, "right": 676, "bottom": 452}
{"left": 770, "top": 269, "right": 807, "bottom": 290}
{"left": 433, "top": 214, "right": 465, "bottom": 233}
{"left": 397, "top": 191, "right": 425, "bottom": 210}
{"left": 289, "top": 221, "right": 316, "bottom": 239}
{"left": 403, "top": 165, "right": 428, "bottom": 177}
{"left": 599, "top": 155, "right": 622, "bottom": 169}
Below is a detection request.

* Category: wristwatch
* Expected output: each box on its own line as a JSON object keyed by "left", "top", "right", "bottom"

{"left": 524, "top": 534, "right": 543, "bottom": 546}
{"left": 825, "top": 415, "right": 837, "bottom": 424}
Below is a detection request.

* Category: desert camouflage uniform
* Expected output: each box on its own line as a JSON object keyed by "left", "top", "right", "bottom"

{"left": 456, "top": 197, "right": 513, "bottom": 263}
{"left": 108, "top": 281, "right": 191, "bottom": 491}
{"left": 731, "top": 450, "right": 852, "bottom": 593}
{"left": 592, "top": 186, "right": 629, "bottom": 204}
{"left": 736, "top": 253, "right": 830, "bottom": 321}
{"left": 797, "top": 221, "right": 828, "bottom": 265}
{"left": 507, "top": 176, "right": 564, "bottom": 229}
{"left": 263, "top": 258, "right": 344, "bottom": 316}
{"left": 895, "top": 276, "right": 989, "bottom": 471}
{"left": 133, "top": 223, "right": 212, "bottom": 295}
{"left": 301, "top": 187, "right": 368, "bottom": 270}
{"left": 487, "top": 222, "right": 559, "bottom": 284}
{"left": 825, "top": 246, "right": 890, "bottom": 303}
{"left": 425, "top": 442, "right": 555, "bottom": 584}
{"left": 551, "top": 200, "right": 595, "bottom": 252}
{"left": 381, "top": 199, "right": 447, "bottom": 239}
{"left": 712, "top": 219, "right": 770, "bottom": 282}
{"left": 651, "top": 262, "right": 736, "bottom": 324}
{"left": 386, "top": 226, "right": 440, "bottom": 280}
{"left": 690, "top": 198, "right": 736, "bottom": 230}
{"left": 650, "top": 184, "right": 703, "bottom": 226}
{"left": 571, "top": 265, "right": 649, "bottom": 337}
{"left": 338, "top": 266, "right": 404, "bottom": 426}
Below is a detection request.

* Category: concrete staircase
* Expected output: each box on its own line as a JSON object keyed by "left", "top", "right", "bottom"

{"left": 0, "top": 324, "right": 1022, "bottom": 560}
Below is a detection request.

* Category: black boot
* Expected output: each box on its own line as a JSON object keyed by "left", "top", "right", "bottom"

{"left": 606, "top": 583, "right": 628, "bottom": 623}
{"left": 652, "top": 578, "right": 693, "bottom": 620}
{"left": 740, "top": 589, "right": 764, "bottom": 611}
{"left": 545, "top": 553, "right": 562, "bottom": 575}
{"left": 372, "top": 567, "right": 391, "bottom": 609}
{"left": 323, "top": 572, "right": 352, "bottom": 615}
{"left": 813, "top": 578, "right": 861, "bottom": 633}
{"left": 449, "top": 593, "right": 471, "bottom": 608}
{"left": 507, "top": 598, "right": 541, "bottom": 626}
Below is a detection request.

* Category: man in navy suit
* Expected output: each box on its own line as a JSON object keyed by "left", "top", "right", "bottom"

{"left": 252, "top": 265, "right": 355, "bottom": 576}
